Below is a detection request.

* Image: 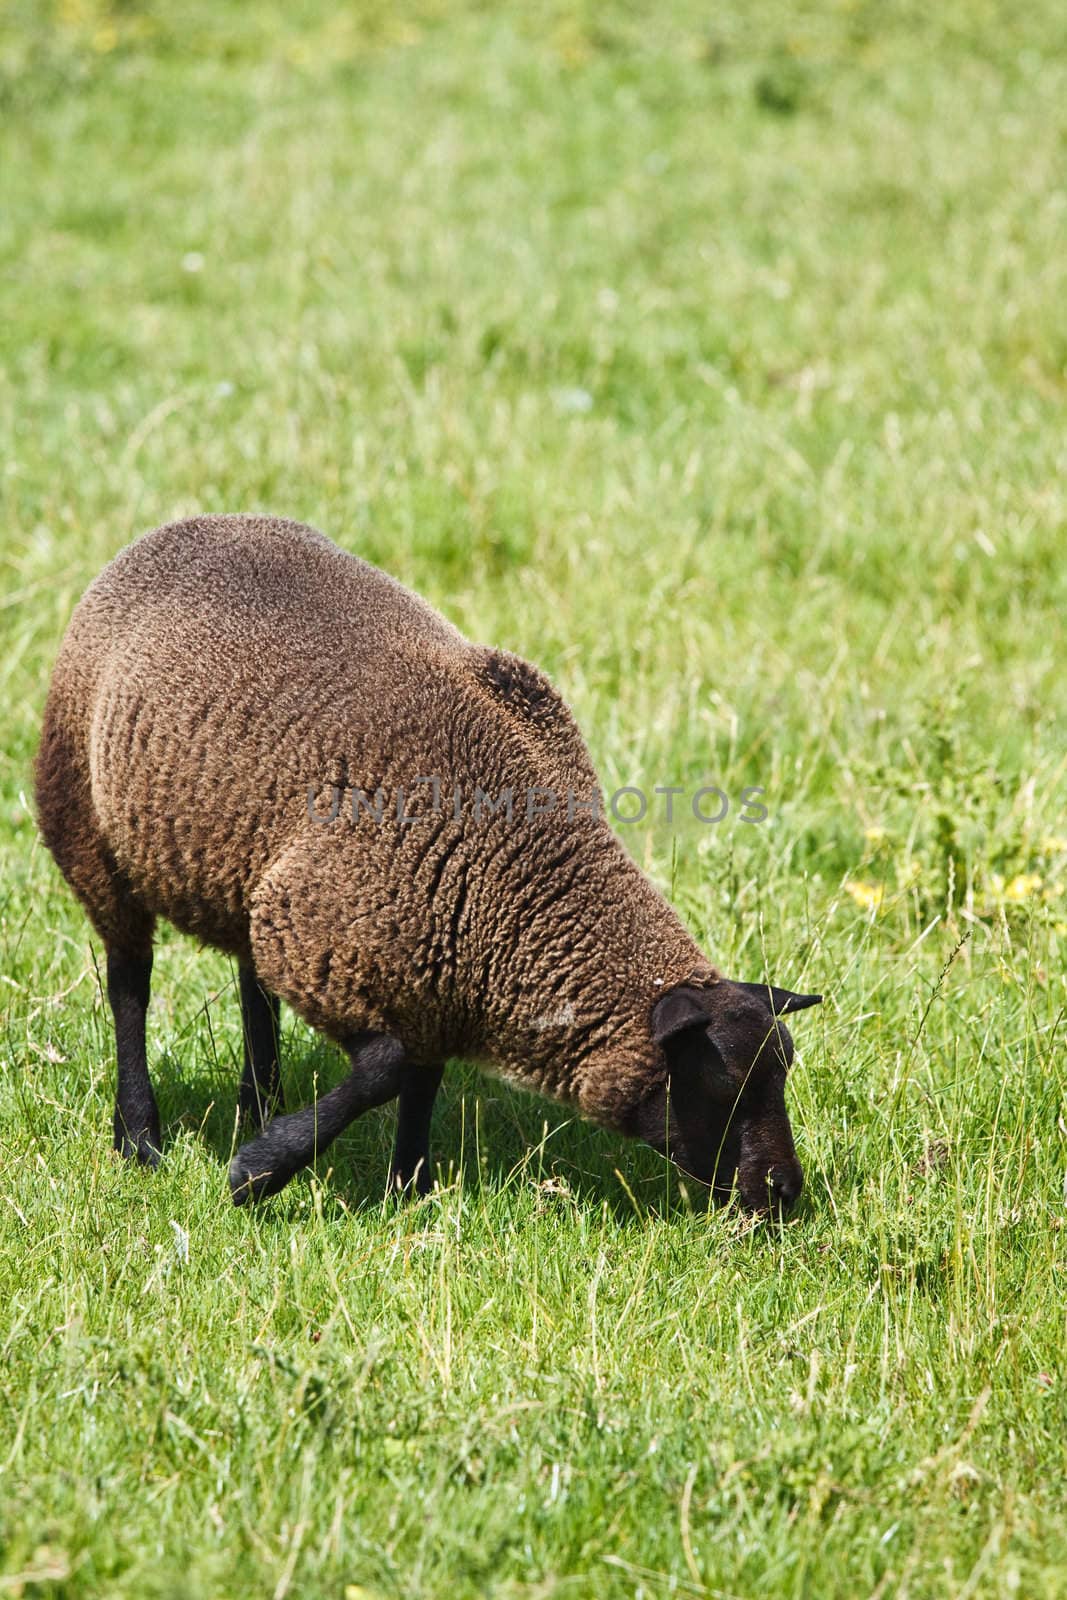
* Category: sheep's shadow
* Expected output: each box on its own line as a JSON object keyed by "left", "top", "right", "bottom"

{"left": 156, "top": 1036, "right": 706, "bottom": 1225}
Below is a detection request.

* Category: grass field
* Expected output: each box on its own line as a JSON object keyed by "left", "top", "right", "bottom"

{"left": 2, "top": 1, "right": 1066, "bottom": 1594}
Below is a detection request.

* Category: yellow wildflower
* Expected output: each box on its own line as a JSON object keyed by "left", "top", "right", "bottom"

{"left": 1003, "top": 873, "right": 1043, "bottom": 902}
{"left": 845, "top": 880, "right": 884, "bottom": 911}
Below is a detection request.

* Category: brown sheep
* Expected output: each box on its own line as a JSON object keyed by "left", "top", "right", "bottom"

{"left": 34, "top": 515, "right": 820, "bottom": 1212}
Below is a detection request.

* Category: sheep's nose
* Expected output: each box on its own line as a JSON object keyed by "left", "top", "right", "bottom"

{"left": 769, "top": 1166, "right": 803, "bottom": 1211}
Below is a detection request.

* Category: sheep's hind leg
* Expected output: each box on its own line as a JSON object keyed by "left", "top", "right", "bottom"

{"left": 229, "top": 1031, "right": 406, "bottom": 1205}
{"left": 390, "top": 1064, "right": 443, "bottom": 1196}
{"left": 237, "top": 965, "right": 283, "bottom": 1130}
{"left": 108, "top": 946, "right": 162, "bottom": 1167}
{"left": 35, "top": 711, "right": 160, "bottom": 1164}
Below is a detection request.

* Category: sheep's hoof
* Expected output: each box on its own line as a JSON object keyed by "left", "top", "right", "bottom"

{"left": 113, "top": 1129, "right": 162, "bottom": 1168}
{"left": 236, "top": 1105, "right": 273, "bottom": 1136}
{"left": 389, "top": 1161, "right": 433, "bottom": 1200}
{"left": 229, "top": 1145, "right": 291, "bottom": 1206}
{"left": 237, "top": 1087, "right": 285, "bottom": 1132}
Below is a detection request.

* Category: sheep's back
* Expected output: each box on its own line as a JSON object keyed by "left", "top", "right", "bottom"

{"left": 53, "top": 516, "right": 464, "bottom": 944}
{"left": 48, "top": 515, "right": 599, "bottom": 955}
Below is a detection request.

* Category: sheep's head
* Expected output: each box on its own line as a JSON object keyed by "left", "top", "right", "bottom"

{"left": 629, "top": 980, "right": 821, "bottom": 1214}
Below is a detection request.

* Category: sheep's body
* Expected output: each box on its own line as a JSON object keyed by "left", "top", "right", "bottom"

{"left": 37, "top": 515, "right": 716, "bottom": 1137}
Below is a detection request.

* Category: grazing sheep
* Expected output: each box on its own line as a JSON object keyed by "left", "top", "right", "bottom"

{"left": 34, "top": 515, "right": 820, "bottom": 1212}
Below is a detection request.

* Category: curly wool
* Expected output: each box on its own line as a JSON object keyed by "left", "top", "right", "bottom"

{"left": 36, "top": 516, "right": 719, "bottom": 1130}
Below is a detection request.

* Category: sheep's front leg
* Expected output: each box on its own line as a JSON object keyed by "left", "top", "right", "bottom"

{"left": 237, "top": 965, "right": 283, "bottom": 1129}
{"left": 390, "top": 1064, "right": 444, "bottom": 1196}
{"left": 229, "top": 1032, "right": 406, "bottom": 1205}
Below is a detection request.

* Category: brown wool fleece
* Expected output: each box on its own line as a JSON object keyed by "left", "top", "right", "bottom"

{"left": 35, "top": 516, "right": 719, "bottom": 1130}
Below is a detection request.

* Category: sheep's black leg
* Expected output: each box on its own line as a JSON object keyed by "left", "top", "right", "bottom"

{"left": 390, "top": 1064, "right": 443, "bottom": 1196}
{"left": 237, "top": 965, "right": 283, "bottom": 1129}
{"left": 107, "top": 948, "right": 161, "bottom": 1167}
{"left": 229, "top": 1031, "right": 406, "bottom": 1205}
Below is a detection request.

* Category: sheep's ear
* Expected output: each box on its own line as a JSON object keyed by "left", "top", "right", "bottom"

{"left": 739, "top": 982, "right": 822, "bottom": 1016}
{"left": 652, "top": 986, "right": 708, "bottom": 1043}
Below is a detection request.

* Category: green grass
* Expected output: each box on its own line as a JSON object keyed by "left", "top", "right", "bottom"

{"left": 2, "top": 1, "right": 1066, "bottom": 1594}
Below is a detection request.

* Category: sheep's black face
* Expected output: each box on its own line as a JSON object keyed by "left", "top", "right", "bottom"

{"left": 630, "top": 980, "right": 821, "bottom": 1214}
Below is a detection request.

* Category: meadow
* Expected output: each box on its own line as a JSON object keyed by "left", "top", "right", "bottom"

{"left": 1, "top": 1, "right": 1065, "bottom": 1594}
